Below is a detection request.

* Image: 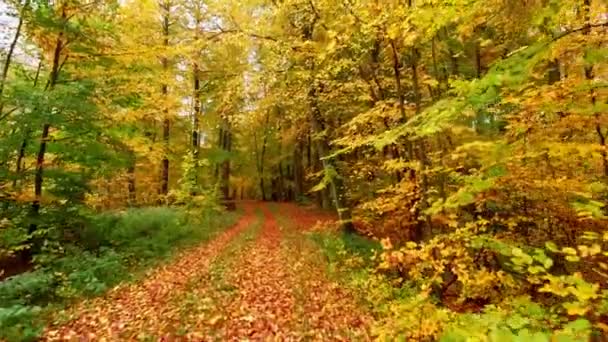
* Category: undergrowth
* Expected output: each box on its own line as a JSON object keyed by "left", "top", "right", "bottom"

{"left": 0, "top": 206, "right": 239, "bottom": 342}
{"left": 310, "top": 231, "right": 599, "bottom": 342}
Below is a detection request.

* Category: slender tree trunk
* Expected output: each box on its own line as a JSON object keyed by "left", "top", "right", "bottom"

{"left": 190, "top": 62, "right": 201, "bottom": 195}
{"left": 389, "top": 39, "right": 407, "bottom": 121}
{"left": 443, "top": 27, "right": 459, "bottom": 77}
{"left": 192, "top": 63, "right": 200, "bottom": 160}
{"left": 0, "top": 0, "right": 29, "bottom": 117}
{"left": 582, "top": 0, "right": 608, "bottom": 178}
{"left": 293, "top": 140, "right": 304, "bottom": 200}
{"left": 30, "top": 10, "right": 65, "bottom": 237}
{"left": 411, "top": 48, "right": 421, "bottom": 113}
{"left": 13, "top": 138, "right": 28, "bottom": 188}
{"left": 127, "top": 155, "right": 136, "bottom": 206}
{"left": 306, "top": 133, "right": 312, "bottom": 169}
{"left": 191, "top": 12, "right": 202, "bottom": 194}
{"left": 221, "top": 121, "right": 232, "bottom": 207}
{"left": 258, "top": 112, "right": 270, "bottom": 201}
{"left": 278, "top": 162, "right": 285, "bottom": 202}
{"left": 474, "top": 36, "right": 483, "bottom": 79}
{"left": 311, "top": 144, "right": 325, "bottom": 208}
{"left": 13, "top": 62, "right": 42, "bottom": 189}
{"left": 215, "top": 127, "right": 223, "bottom": 180}
{"left": 431, "top": 36, "right": 445, "bottom": 94}
{"left": 159, "top": 1, "right": 171, "bottom": 199}
{"left": 308, "top": 85, "right": 354, "bottom": 232}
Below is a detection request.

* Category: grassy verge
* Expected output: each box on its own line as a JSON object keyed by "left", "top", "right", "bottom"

{"left": 0, "top": 206, "right": 241, "bottom": 342}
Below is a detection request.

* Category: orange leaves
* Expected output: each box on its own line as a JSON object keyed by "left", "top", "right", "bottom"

{"left": 44, "top": 203, "right": 371, "bottom": 340}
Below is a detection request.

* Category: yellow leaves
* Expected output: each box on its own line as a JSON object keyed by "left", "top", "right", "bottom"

{"left": 562, "top": 247, "right": 577, "bottom": 255}
{"left": 387, "top": 24, "right": 401, "bottom": 41}
{"left": 208, "top": 314, "right": 223, "bottom": 326}
{"left": 563, "top": 302, "right": 589, "bottom": 316}
{"left": 577, "top": 244, "right": 601, "bottom": 257}
{"left": 380, "top": 238, "right": 392, "bottom": 250}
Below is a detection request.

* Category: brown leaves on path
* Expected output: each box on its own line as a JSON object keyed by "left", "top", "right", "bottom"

{"left": 44, "top": 203, "right": 258, "bottom": 341}
{"left": 44, "top": 202, "right": 372, "bottom": 341}
{"left": 202, "top": 203, "right": 371, "bottom": 340}
{"left": 279, "top": 204, "right": 373, "bottom": 341}
{"left": 205, "top": 204, "right": 299, "bottom": 340}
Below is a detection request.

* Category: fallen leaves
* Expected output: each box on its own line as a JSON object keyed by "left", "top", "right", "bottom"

{"left": 43, "top": 202, "right": 372, "bottom": 341}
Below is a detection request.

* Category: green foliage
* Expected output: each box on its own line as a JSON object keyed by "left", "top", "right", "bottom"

{"left": 0, "top": 207, "right": 239, "bottom": 341}
{"left": 0, "top": 305, "right": 43, "bottom": 342}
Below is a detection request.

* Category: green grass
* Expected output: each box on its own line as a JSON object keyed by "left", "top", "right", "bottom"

{"left": 0, "top": 206, "right": 241, "bottom": 342}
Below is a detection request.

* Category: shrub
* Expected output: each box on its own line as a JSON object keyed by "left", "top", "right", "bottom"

{"left": 0, "top": 271, "right": 54, "bottom": 306}
{"left": 0, "top": 206, "right": 239, "bottom": 342}
{"left": 0, "top": 305, "right": 43, "bottom": 342}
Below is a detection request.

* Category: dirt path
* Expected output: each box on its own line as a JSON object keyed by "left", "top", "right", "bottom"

{"left": 44, "top": 202, "right": 371, "bottom": 341}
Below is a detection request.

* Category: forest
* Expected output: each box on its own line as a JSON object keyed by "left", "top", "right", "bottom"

{"left": 0, "top": 0, "right": 607, "bottom": 340}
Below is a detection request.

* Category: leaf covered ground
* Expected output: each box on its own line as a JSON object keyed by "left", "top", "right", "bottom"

{"left": 44, "top": 202, "right": 371, "bottom": 341}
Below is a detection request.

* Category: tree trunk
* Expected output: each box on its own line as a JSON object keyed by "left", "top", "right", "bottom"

{"left": 389, "top": 39, "right": 407, "bottom": 121}
{"left": 159, "top": 1, "right": 171, "bottom": 199}
{"left": 474, "top": 37, "right": 483, "bottom": 79}
{"left": 191, "top": 61, "right": 201, "bottom": 192}
{"left": 221, "top": 121, "right": 233, "bottom": 208}
{"left": 191, "top": 11, "right": 202, "bottom": 194}
{"left": 257, "top": 112, "right": 270, "bottom": 201}
{"left": 127, "top": 157, "right": 136, "bottom": 206}
{"left": 0, "top": 0, "right": 29, "bottom": 117}
{"left": 411, "top": 48, "right": 421, "bottom": 113}
{"left": 294, "top": 140, "right": 304, "bottom": 200}
{"left": 13, "top": 138, "right": 28, "bottom": 188}
{"left": 278, "top": 162, "right": 285, "bottom": 201}
{"left": 308, "top": 85, "right": 354, "bottom": 232}
{"left": 582, "top": 0, "right": 607, "bottom": 178}
{"left": 31, "top": 123, "right": 51, "bottom": 233}
{"left": 30, "top": 8, "right": 65, "bottom": 238}
{"left": 215, "top": 127, "right": 223, "bottom": 180}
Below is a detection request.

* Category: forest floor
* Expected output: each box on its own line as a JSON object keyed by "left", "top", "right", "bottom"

{"left": 43, "top": 202, "right": 372, "bottom": 341}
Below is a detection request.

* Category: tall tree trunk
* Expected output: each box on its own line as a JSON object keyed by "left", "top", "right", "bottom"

{"left": 215, "top": 127, "right": 223, "bottom": 180}
{"left": 582, "top": 0, "right": 607, "bottom": 178}
{"left": 30, "top": 8, "right": 65, "bottom": 237}
{"left": 191, "top": 62, "right": 201, "bottom": 194}
{"left": 431, "top": 36, "right": 446, "bottom": 94}
{"left": 127, "top": 155, "right": 136, "bottom": 206}
{"left": 257, "top": 112, "right": 270, "bottom": 201}
{"left": 411, "top": 48, "right": 421, "bottom": 113}
{"left": 278, "top": 162, "right": 285, "bottom": 202}
{"left": 221, "top": 121, "right": 233, "bottom": 207}
{"left": 389, "top": 39, "right": 407, "bottom": 121}
{"left": 13, "top": 138, "right": 28, "bottom": 188}
{"left": 474, "top": 35, "right": 483, "bottom": 79}
{"left": 293, "top": 139, "right": 304, "bottom": 200}
{"left": 306, "top": 132, "right": 312, "bottom": 169}
{"left": 308, "top": 85, "right": 354, "bottom": 232}
{"left": 191, "top": 12, "right": 202, "bottom": 194}
{"left": 0, "top": 0, "right": 29, "bottom": 117}
{"left": 159, "top": 1, "right": 171, "bottom": 199}
{"left": 312, "top": 144, "right": 323, "bottom": 208}
{"left": 13, "top": 61, "right": 42, "bottom": 189}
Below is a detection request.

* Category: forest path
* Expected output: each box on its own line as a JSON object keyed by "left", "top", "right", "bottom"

{"left": 44, "top": 202, "right": 371, "bottom": 341}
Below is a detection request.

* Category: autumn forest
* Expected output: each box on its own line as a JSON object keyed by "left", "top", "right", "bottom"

{"left": 0, "top": 0, "right": 607, "bottom": 340}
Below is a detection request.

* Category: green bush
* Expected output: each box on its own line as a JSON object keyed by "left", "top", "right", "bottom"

{"left": 53, "top": 249, "right": 127, "bottom": 298}
{"left": 0, "top": 305, "right": 42, "bottom": 342}
{"left": 0, "top": 271, "right": 54, "bottom": 306}
{"left": 0, "top": 206, "right": 239, "bottom": 342}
